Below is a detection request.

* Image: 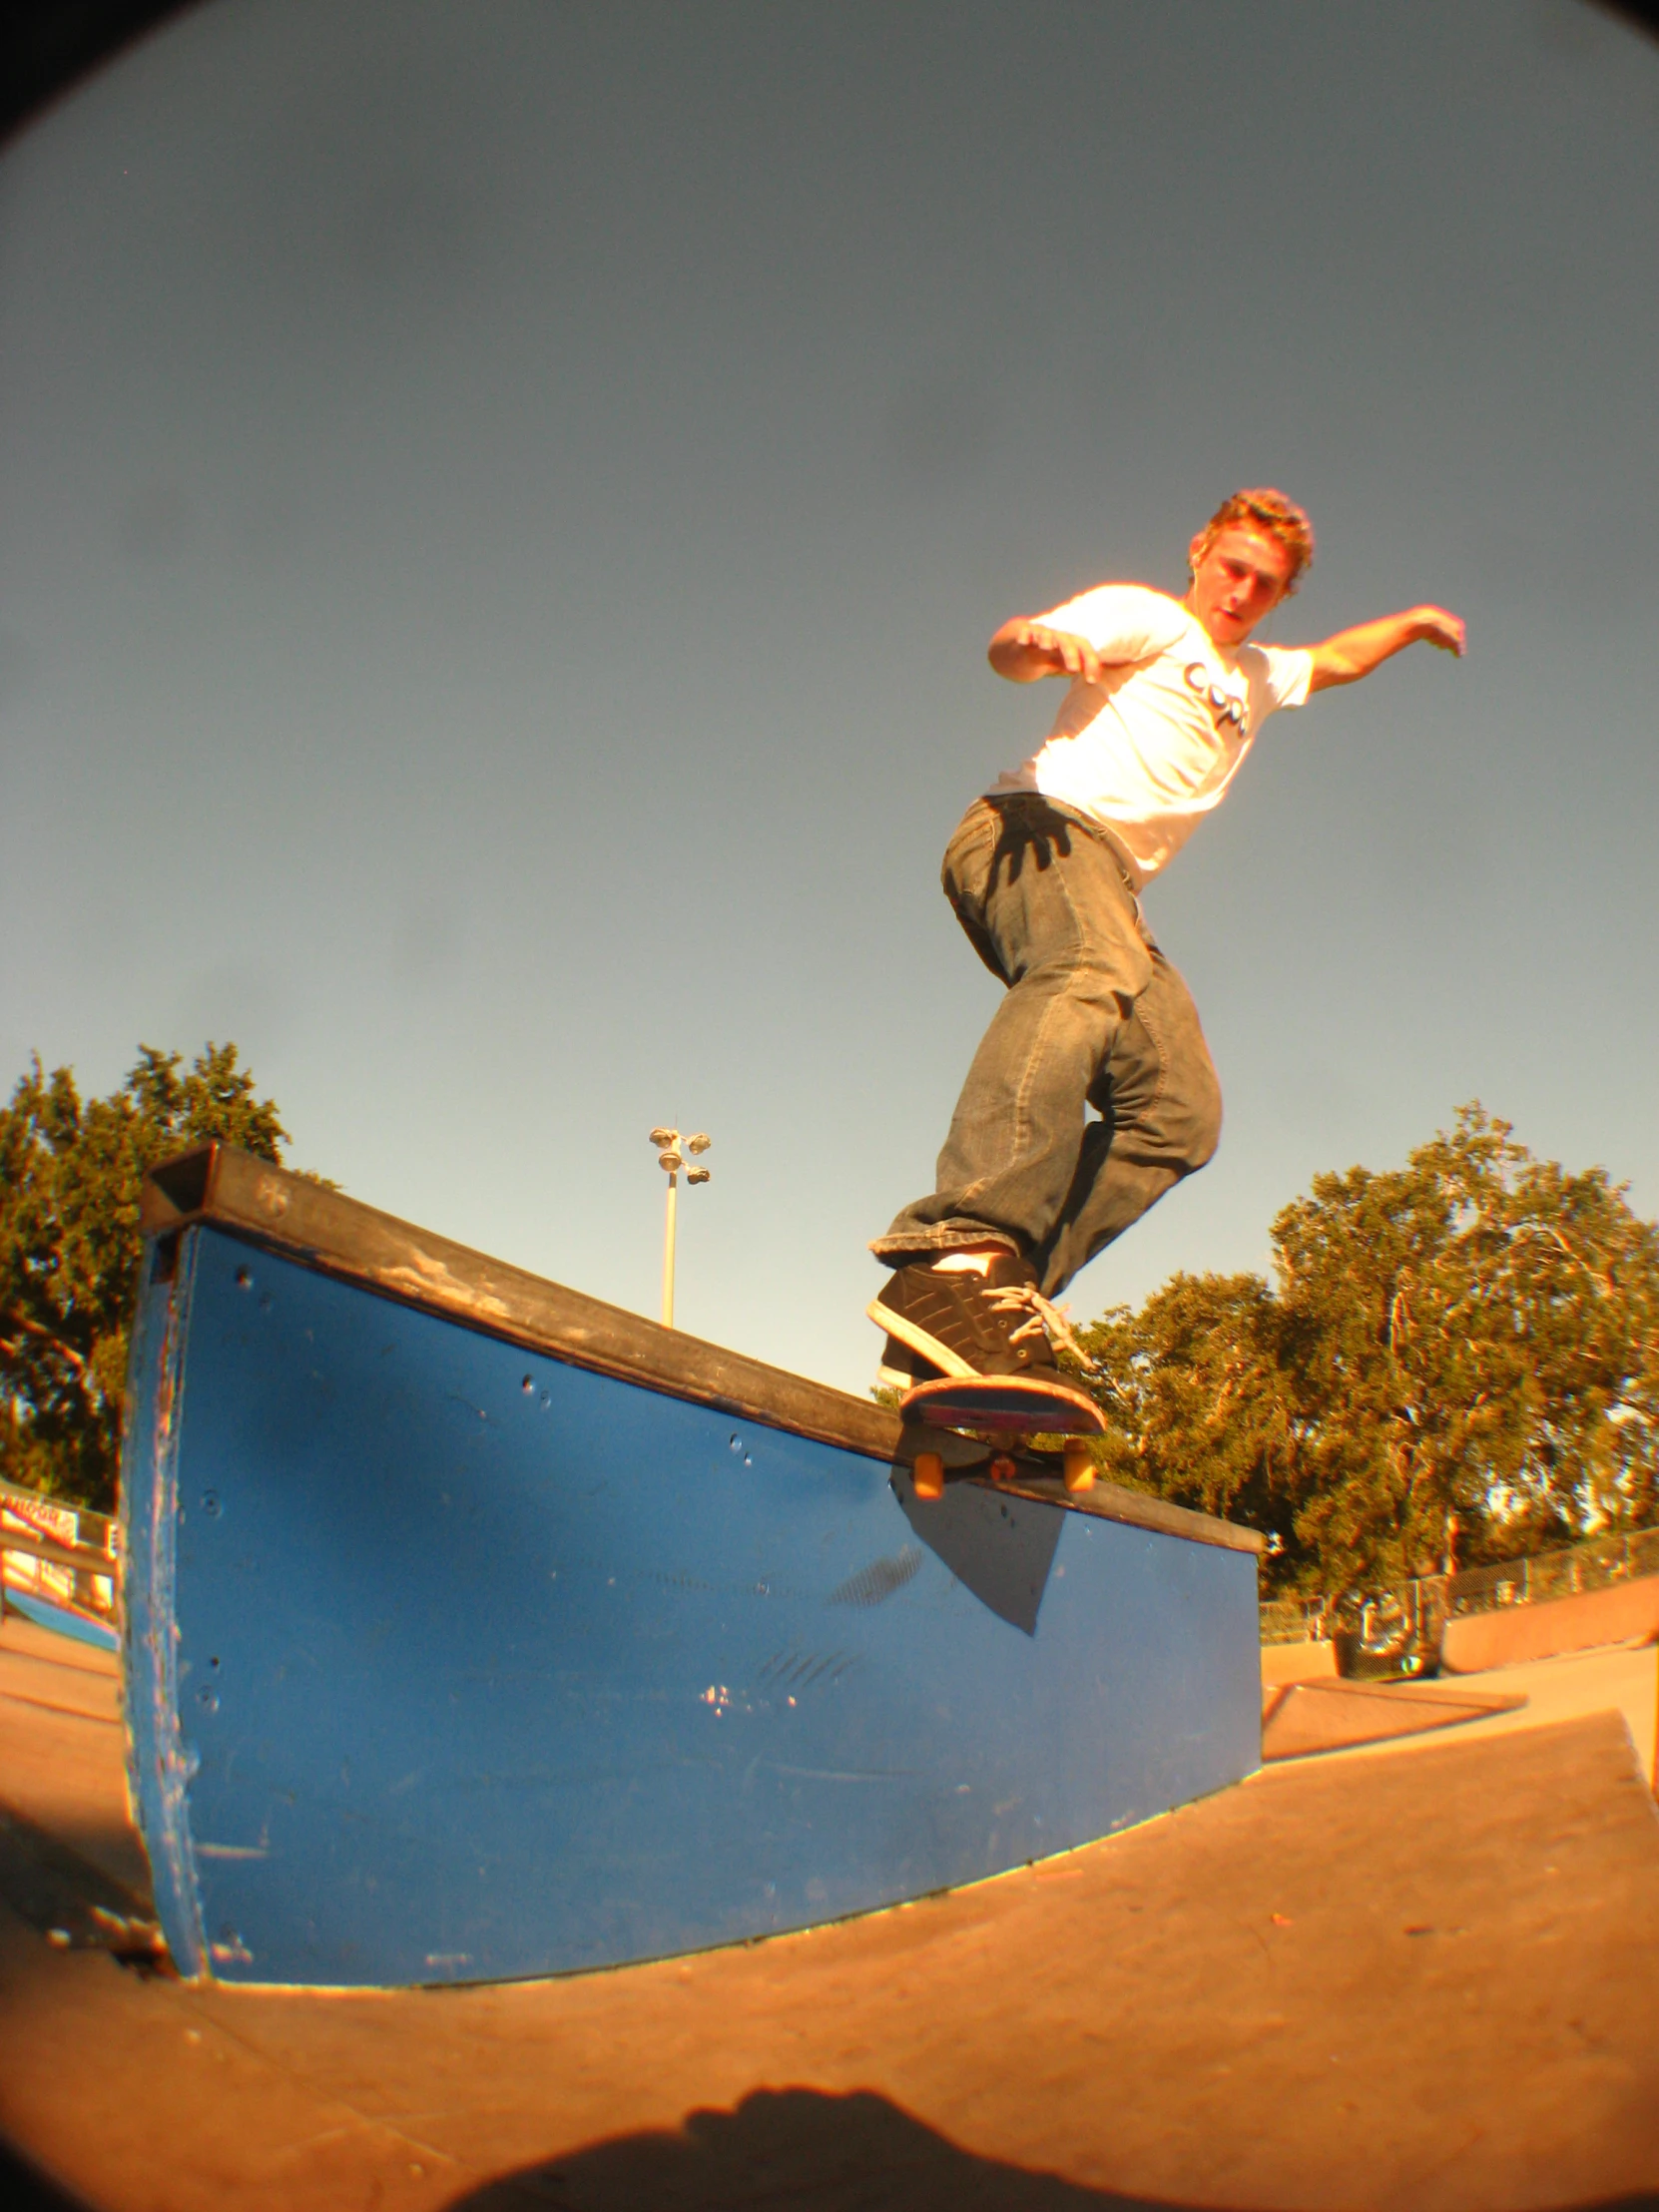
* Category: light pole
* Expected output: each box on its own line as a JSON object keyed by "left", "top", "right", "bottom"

{"left": 649, "top": 1126, "right": 711, "bottom": 1328}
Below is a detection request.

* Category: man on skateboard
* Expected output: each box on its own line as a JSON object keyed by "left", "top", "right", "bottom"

{"left": 870, "top": 488, "right": 1464, "bottom": 1393}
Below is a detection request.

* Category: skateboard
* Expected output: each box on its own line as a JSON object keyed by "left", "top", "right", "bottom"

{"left": 899, "top": 1373, "right": 1105, "bottom": 1501}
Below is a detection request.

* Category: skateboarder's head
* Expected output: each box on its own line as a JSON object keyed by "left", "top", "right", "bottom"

{"left": 1185, "top": 488, "right": 1314, "bottom": 648}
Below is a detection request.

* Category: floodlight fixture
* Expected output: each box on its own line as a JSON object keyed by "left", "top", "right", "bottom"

{"left": 648, "top": 1123, "right": 714, "bottom": 1328}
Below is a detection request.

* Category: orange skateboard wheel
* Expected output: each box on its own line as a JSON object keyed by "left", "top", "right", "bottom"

{"left": 1063, "top": 1443, "right": 1096, "bottom": 1493}
{"left": 912, "top": 1450, "right": 945, "bottom": 1500}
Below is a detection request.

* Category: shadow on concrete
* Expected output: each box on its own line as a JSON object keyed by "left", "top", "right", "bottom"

{"left": 0, "top": 1803, "right": 164, "bottom": 1967}
{"left": 452, "top": 2089, "right": 1159, "bottom": 2209}
{"left": 0, "top": 2136, "right": 93, "bottom": 2211}
{"left": 446, "top": 2087, "right": 1659, "bottom": 2212}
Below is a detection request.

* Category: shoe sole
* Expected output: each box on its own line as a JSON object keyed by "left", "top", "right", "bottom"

{"left": 864, "top": 1299, "right": 978, "bottom": 1382}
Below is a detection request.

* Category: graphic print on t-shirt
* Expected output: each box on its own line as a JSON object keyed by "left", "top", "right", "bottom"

{"left": 1181, "top": 657, "right": 1249, "bottom": 734}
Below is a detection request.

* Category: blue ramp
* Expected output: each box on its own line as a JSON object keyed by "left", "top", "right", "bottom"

{"left": 121, "top": 1147, "right": 1262, "bottom": 1988}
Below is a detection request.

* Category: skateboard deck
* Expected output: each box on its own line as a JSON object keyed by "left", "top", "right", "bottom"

{"left": 899, "top": 1373, "right": 1104, "bottom": 1501}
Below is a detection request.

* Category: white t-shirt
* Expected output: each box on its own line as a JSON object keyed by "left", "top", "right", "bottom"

{"left": 986, "top": 583, "right": 1314, "bottom": 887}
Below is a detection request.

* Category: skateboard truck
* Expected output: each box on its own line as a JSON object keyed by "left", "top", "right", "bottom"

{"left": 910, "top": 1441, "right": 1096, "bottom": 1500}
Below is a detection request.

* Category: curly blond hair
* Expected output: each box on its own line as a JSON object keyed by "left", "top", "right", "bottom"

{"left": 1191, "top": 488, "right": 1315, "bottom": 595}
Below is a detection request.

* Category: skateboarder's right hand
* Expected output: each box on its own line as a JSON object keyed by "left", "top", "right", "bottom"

{"left": 988, "top": 618, "right": 1106, "bottom": 687}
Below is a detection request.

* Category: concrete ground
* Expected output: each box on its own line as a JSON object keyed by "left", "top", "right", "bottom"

{"left": 1261, "top": 1644, "right": 1658, "bottom": 1785}
{"left": 2, "top": 1608, "right": 1657, "bottom": 2212}
{"left": 1295, "top": 1643, "right": 1658, "bottom": 1787}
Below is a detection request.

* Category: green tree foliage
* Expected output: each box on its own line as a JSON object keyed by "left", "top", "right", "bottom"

{"left": 1077, "top": 1107, "right": 1659, "bottom": 1598}
{"left": 1081, "top": 1271, "right": 1313, "bottom": 1578}
{"left": 0, "top": 1043, "right": 290, "bottom": 1513}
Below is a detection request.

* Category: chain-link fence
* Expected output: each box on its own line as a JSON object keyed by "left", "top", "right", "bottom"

{"left": 1439, "top": 1524, "right": 1659, "bottom": 1616}
{"left": 1259, "top": 1520, "right": 1659, "bottom": 1674}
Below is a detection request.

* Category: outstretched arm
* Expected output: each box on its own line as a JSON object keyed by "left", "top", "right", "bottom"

{"left": 988, "top": 617, "right": 1111, "bottom": 686}
{"left": 1307, "top": 606, "right": 1465, "bottom": 693}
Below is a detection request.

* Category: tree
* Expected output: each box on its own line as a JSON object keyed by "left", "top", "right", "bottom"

{"left": 0, "top": 1043, "right": 292, "bottom": 1513}
{"left": 1081, "top": 1271, "right": 1316, "bottom": 1585}
{"left": 1075, "top": 1107, "right": 1659, "bottom": 1598}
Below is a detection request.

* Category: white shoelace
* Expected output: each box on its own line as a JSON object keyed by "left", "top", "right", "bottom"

{"left": 983, "top": 1281, "right": 1089, "bottom": 1365}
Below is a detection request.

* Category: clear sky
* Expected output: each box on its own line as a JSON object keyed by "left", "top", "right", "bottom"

{"left": 3, "top": 0, "right": 1657, "bottom": 1396}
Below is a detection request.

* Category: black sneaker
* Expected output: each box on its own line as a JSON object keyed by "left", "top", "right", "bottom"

{"left": 867, "top": 1255, "right": 1069, "bottom": 1385}
{"left": 874, "top": 1331, "right": 937, "bottom": 1393}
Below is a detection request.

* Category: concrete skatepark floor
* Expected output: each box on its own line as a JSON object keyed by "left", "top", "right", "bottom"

{"left": 2, "top": 1608, "right": 1657, "bottom": 2211}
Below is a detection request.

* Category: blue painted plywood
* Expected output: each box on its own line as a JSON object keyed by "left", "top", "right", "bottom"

{"left": 123, "top": 1225, "right": 1259, "bottom": 1987}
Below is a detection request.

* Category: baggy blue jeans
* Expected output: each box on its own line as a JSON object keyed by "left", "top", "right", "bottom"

{"left": 870, "top": 795, "right": 1223, "bottom": 1300}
